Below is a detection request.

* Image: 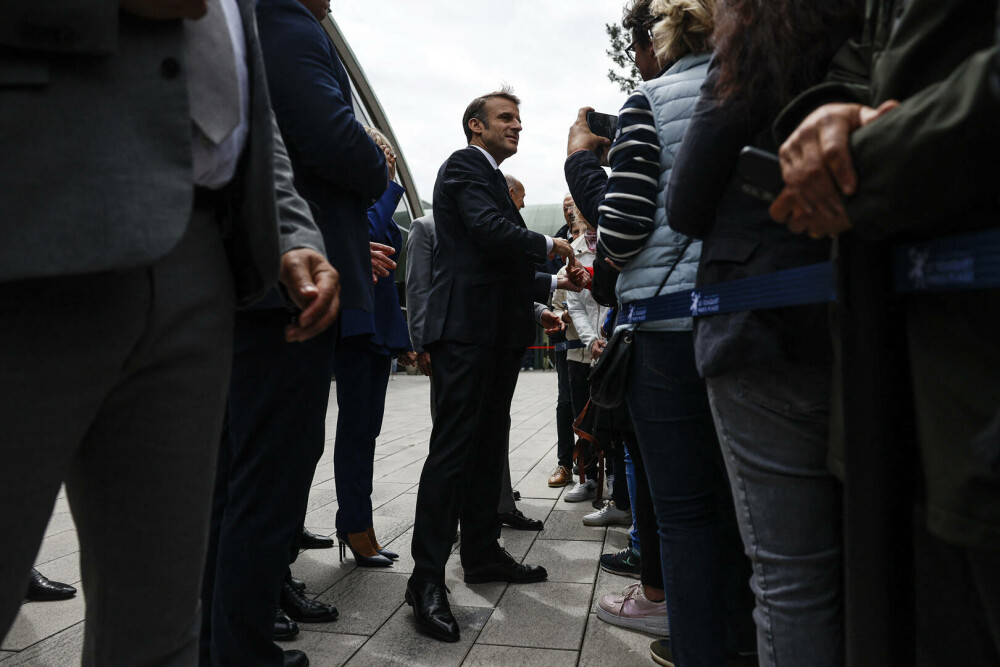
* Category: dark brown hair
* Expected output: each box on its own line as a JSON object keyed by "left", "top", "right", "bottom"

{"left": 462, "top": 85, "right": 520, "bottom": 143}
{"left": 622, "top": 0, "right": 655, "bottom": 46}
{"left": 712, "top": 0, "right": 863, "bottom": 119}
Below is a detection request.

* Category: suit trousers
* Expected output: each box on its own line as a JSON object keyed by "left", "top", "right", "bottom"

{"left": 200, "top": 309, "right": 336, "bottom": 667}
{"left": 0, "top": 207, "right": 235, "bottom": 666}
{"left": 332, "top": 340, "right": 392, "bottom": 534}
{"left": 429, "top": 375, "right": 517, "bottom": 516}
{"left": 411, "top": 342, "right": 523, "bottom": 584}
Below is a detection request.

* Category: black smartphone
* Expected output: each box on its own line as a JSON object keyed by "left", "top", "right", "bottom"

{"left": 586, "top": 111, "right": 619, "bottom": 141}
{"left": 736, "top": 146, "right": 784, "bottom": 202}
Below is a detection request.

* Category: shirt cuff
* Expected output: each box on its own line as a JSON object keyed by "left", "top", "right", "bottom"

{"left": 550, "top": 275, "right": 559, "bottom": 292}
{"left": 545, "top": 236, "right": 554, "bottom": 254}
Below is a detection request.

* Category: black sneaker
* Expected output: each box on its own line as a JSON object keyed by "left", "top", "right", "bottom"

{"left": 600, "top": 545, "right": 641, "bottom": 578}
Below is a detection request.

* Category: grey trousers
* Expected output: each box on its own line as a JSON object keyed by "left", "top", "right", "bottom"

{"left": 429, "top": 377, "right": 516, "bottom": 513}
{"left": 0, "top": 207, "right": 235, "bottom": 666}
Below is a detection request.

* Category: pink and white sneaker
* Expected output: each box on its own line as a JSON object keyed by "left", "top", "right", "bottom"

{"left": 596, "top": 583, "right": 670, "bottom": 637}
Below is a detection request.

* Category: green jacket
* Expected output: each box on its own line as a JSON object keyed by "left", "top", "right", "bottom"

{"left": 778, "top": 0, "right": 1000, "bottom": 549}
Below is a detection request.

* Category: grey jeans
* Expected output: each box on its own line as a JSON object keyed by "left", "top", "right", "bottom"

{"left": 706, "top": 362, "right": 843, "bottom": 667}
{"left": 0, "top": 207, "right": 235, "bottom": 666}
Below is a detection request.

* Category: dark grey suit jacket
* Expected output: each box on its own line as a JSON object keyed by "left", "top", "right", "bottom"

{"left": 0, "top": 1, "right": 323, "bottom": 306}
{"left": 404, "top": 213, "right": 435, "bottom": 353}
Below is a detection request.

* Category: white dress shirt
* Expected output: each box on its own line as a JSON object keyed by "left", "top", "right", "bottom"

{"left": 186, "top": 0, "right": 251, "bottom": 189}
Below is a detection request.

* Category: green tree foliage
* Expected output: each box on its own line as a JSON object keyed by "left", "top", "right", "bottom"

{"left": 605, "top": 23, "right": 641, "bottom": 93}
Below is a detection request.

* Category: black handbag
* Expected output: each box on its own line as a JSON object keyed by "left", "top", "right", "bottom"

{"left": 588, "top": 239, "right": 692, "bottom": 409}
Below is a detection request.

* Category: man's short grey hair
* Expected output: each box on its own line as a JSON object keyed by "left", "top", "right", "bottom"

{"left": 504, "top": 174, "right": 522, "bottom": 190}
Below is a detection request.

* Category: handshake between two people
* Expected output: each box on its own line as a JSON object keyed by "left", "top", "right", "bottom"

{"left": 549, "top": 239, "right": 592, "bottom": 294}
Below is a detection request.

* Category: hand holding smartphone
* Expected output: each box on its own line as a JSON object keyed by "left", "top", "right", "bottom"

{"left": 736, "top": 146, "right": 784, "bottom": 202}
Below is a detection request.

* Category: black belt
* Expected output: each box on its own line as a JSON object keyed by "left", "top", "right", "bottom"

{"left": 194, "top": 184, "right": 235, "bottom": 238}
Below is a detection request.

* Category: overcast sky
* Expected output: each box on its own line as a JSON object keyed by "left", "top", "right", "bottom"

{"left": 333, "top": 2, "right": 629, "bottom": 207}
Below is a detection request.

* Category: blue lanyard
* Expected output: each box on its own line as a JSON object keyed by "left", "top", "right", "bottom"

{"left": 619, "top": 261, "right": 837, "bottom": 326}
{"left": 893, "top": 227, "right": 1000, "bottom": 293}
{"left": 554, "top": 340, "right": 586, "bottom": 352}
{"left": 618, "top": 227, "right": 1000, "bottom": 327}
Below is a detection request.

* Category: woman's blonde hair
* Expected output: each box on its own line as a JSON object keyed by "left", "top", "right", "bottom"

{"left": 648, "top": 0, "right": 714, "bottom": 66}
{"left": 364, "top": 126, "right": 394, "bottom": 154}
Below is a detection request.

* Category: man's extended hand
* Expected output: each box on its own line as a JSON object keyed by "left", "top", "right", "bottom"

{"left": 280, "top": 248, "right": 340, "bottom": 343}
{"left": 549, "top": 237, "right": 575, "bottom": 260}
{"left": 540, "top": 309, "right": 566, "bottom": 335}
{"left": 120, "top": 0, "right": 207, "bottom": 19}
{"left": 770, "top": 100, "right": 898, "bottom": 238}
{"left": 416, "top": 352, "right": 432, "bottom": 377}
{"left": 371, "top": 241, "right": 396, "bottom": 283}
{"left": 568, "top": 107, "right": 611, "bottom": 165}
{"left": 397, "top": 350, "right": 417, "bottom": 367}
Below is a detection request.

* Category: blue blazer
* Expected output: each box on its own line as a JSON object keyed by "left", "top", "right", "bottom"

{"left": 255, "top": 0, "right": 387, "bottom": 331}
{"left": 366, "top": 182, "right": 411, "bottom": 353}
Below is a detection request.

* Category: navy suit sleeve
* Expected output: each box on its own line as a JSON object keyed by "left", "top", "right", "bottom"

{"left": 564, "top": 150, "right": 608, "bottom": 229}
{"left": 443, "top": 150, "right": 548, "bottom": 259}
{"left": 368, "top": 181, "right": 405, "bottom": 243}
{"left": 256, "top": 0, "right": 387, "bottom": 202}
{"left": 533, "top": 272, "right": 553, "bottom": 303}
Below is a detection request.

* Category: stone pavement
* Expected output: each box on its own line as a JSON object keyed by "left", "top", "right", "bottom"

{"left": 3, "top": 371, "right": 658, "bottom": 666}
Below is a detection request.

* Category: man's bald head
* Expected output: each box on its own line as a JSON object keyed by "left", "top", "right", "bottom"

{"left": 504, "top": 174, "right": 526, "bottom": 210}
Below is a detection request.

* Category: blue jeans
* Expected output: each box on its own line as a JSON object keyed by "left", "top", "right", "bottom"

{"left": 627, "top": 330, "right": 755, "bottom": 666}
{"left": 706, "top": 362, "right": 843, "bottom": 667}
{"left": 625, "top": 447, "right": 640, "bottom": 551}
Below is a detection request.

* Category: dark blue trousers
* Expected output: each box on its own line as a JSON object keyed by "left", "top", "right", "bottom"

{"left": 332, "top": 340, "right": 392, "bottom": 534}
{"left": 200, "top": 308, "right": 336, "bottom": 667}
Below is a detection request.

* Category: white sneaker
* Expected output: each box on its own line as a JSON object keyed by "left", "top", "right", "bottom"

{"left": 597, "top": 583, "right": 670, "bottom": 637}
{"left": 583, "top": 501, "right": 633, "bottom": 526}
{"left": 563, "top": 479, "right": 598, "bottom": 503}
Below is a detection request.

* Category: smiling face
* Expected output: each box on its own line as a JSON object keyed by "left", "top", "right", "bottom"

{"left": 469, "top": 97, "right": 522, "bottom": 165}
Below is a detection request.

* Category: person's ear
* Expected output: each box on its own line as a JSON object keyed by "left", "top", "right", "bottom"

{"left": 468, "top": 117, "right": 483, "bottom": 137}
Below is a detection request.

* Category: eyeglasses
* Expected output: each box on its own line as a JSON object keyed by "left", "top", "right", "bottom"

{"left": 625, "top": 41, "right": 637, "bottom": 63}
{"left": 625, "top": 27, "right": 654, "bottom": 63}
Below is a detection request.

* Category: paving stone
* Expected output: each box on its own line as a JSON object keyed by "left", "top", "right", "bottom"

{"left": 370, "top": 482, "right": 417, "bottom": 510}
{"left": 523, "top": 540, "right": 602, "bottom": 584}
{"left": 377, "top": 460, "right": 426, "bottom": 484}
{"left": 444, "top": 561, "right": 507, "bottom": 609}
{"left": 514, "top": 468, "right": 563, "bottom": 500}
{"left": 42, "top": 512, "right": 76, "bottom": 538}
{"left": 507, "top": 454, "right": 540, "bottom": 472}
{"left": 287, "top": 629, "right": 367, "bottom": 666}
{"left": 312, "top": 461, "right": 336, "bottom": 486}
{"left": 371, "top": 456, "right": 414, "bottom": 480}
{"left": 498, "top": 526, "right": 540, "bottom": 561}
{"left": 33, "top": 531, "right": 79, "bottom": 568}
{"left": 2, "top": 590, "right": 86, "bottom": 651}
{"left": 304, "top": 502, "right": 339, "bottom": 532}
{"left": 377, "top": 445, "right": 429, "bottom": 463}
{"left": 290, "top": 545, "right": 358, "bottom": 595}
{"left": 314, "top": 570, "right": 409, "bottom": 635}
{"left": 463, "top": 645, "right": 578, "bottom": 667}
{"left": 372, "top": 491, "right": 418, "bottom": 518}
{"left": 476, "top": 582, "right": 591, "bottom": 651}
{"left": 346, "top": 605, "right": 492, "bottom": 667}
{"left": 578, "top": 613, "right": 657, "bottom": 667}
{"left": 307, "top": 488, "right": 338, "bottom": 512}
{"left": 538, "top": 510, "right": 606, "bottom": 542}
{"left": 371, "top": 515, "right": 413, "bottom": 547}
{"left": 0, "top": 623, "right": 83, "bottom": 665}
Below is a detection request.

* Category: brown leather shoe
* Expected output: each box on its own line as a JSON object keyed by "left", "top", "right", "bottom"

{"left": 547, "top": 465, "right": 572, "bottom": 487}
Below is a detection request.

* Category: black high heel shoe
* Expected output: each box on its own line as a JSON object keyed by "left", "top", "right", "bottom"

{"left": 367, "top": 526, "right": 399, "bottom": 560}
{"left": 338, "top": 532, "right": 393, "bottom": 567}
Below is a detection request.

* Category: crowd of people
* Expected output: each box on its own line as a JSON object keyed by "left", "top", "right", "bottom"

{"left": 1, "top": 0, "right": 998, "bottom": 666}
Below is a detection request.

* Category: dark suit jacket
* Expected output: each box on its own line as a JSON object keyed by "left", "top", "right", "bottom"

{"left": 367, "top": 181, "right": 411, "bottom": 353}
{"left": 423, "top": 146, "right": 549, "bottom": 350}
{"left": 0, "top": 1, "right": 323, "bottom": 306}
{"left": 255, "top": 0, "right": 388, "bottom": 325}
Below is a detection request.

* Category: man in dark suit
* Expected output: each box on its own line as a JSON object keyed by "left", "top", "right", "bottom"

{"left": 0, "top": 1, "right": 338, "bottom": 664}
{"left": 199, "top": 1, "right": 388, "bottom": 665}
{"left": 406, "top": 88, "right": 576, "bottom": 642}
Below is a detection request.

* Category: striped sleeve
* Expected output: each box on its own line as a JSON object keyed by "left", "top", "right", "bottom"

{"left": 596, "top": 92, "right": 659, "bottom": 263}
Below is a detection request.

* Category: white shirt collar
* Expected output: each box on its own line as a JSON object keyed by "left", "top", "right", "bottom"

{"left": 469, "top": 144, "right": 499, "bottom": 171}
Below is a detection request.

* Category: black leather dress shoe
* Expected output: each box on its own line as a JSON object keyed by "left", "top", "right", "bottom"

{"left": 512, "top": 490, "right": 521, "bottom": 501}
{"left": 289, "top": 576, "right": 306, "bottom": 592}
{"left": 25, "top": 568, "right": 77, "bottom": 601}
{"left": 499, "top": 508, "right": 543, "bottom": 531}
{"left": 463, "top": 547, "right": 547, "bottom": 584}
{"left": 404, "top": 579, "right": 459, "bottom": 643}
{"left": 280, "top": 581, "right": 339, "bottom": 623}
{"left": 274, "top": 608, "right": 299, "bottom": 641}
{"left": 299, "top": 529, "right": 334, "bottom": 550}
{"left": 283, "top": 649, "right": 309, "bottom": 667}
